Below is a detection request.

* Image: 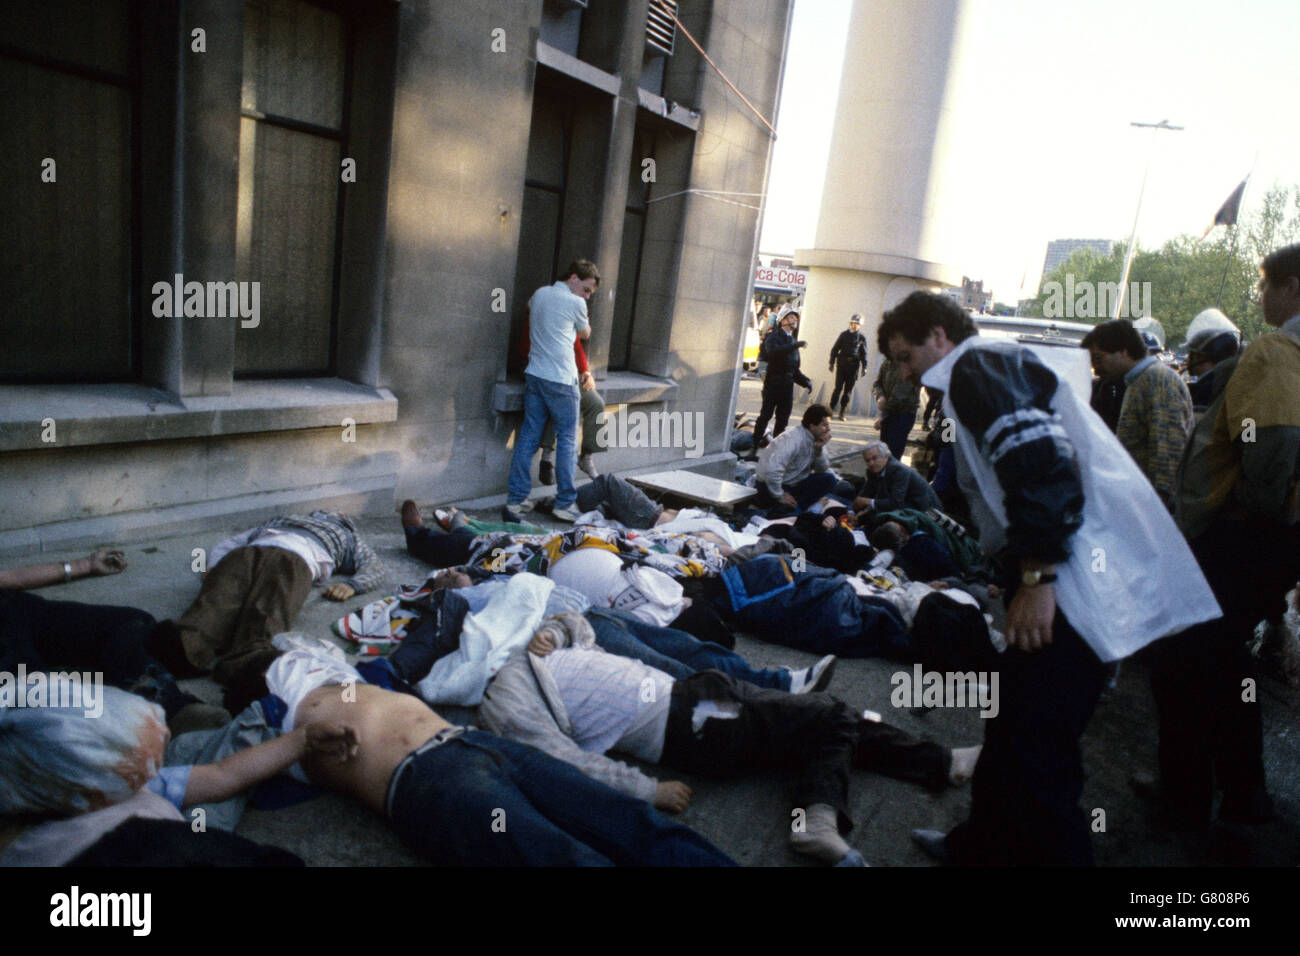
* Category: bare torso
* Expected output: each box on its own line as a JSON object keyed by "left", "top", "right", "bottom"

{"left": 295, "top": 683, "right": 451, "bottom": 815}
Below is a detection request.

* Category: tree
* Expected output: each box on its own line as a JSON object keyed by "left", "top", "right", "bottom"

{"left": 1025, "top": 185, "right": 1300, "bottom": 346}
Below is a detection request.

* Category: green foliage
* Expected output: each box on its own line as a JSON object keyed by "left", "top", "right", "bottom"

{"left": 1025, "top": 184, "right": 1300, "bottom": 346}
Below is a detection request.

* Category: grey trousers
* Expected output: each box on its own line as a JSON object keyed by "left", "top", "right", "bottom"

{"left": 576, "top": 474, "right": 661, "bottom": 528}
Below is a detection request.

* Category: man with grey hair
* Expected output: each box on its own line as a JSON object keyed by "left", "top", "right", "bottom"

{"left": 828, "top": 314, "right": 869, "bottom": 420}
{"left": 852, "top": 440, "right": 941, "bottom": 516}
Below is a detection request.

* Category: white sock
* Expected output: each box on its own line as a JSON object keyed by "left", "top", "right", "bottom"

{"left": 789, "top": 803, "right": 852, "bottom": 865}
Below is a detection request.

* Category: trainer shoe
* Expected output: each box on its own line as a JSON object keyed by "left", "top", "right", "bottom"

{"left": 551, "top": 504, "right": 582, "bottom": 523}
{"left": 788, "top": 655, "right": 837, "bottom": 694}
{"left": 502, "top": 503, "right": 525, "bottom": 523}
{"left": 578, "top": 453, "right": 599, "bottom": 479}
{"left": 538, "top": 459, "right": 555, "bottom": 486}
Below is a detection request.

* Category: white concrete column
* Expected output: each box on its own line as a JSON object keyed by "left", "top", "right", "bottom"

{"left": 795, "top": 0, "right": 971, "bottom": 410}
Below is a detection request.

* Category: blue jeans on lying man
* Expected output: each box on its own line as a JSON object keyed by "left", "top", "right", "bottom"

{"left": 584, "top": 607, "right": 790, "bottom": 691}
{"left": 508, "top": 373, "right": 580, "bottom": 510}
{"left": 386, "top": 728, "right": 735, "bottom": 866}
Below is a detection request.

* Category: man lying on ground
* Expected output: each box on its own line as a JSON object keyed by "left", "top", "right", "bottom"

{"left": 400, "top": 500, "right": 735, "bottom": 645}
{"left": 266, "top": 646, "right": 735, "bottom": 865}
{"left": 396, "top": 562, "right": 837, "bottom": 696}
{"left": 478, "top": 611, "right": 980, "bottom": 867}
{"left": 0, "top": 550, "right": 226, "bottom": 733}
{"left": 147, "top": 511, "right": 388, "bottom": 714}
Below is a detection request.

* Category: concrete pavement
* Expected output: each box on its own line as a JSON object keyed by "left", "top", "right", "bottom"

{"left": 12, "top": 488, "right": 1299, "bottom": 867}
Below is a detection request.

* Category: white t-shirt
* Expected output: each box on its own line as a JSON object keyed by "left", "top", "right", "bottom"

{"left": 208, "top": 527, "right": 335, "bottom": 583}
{"left": 547, "top": 548, "right": 684, "bottom": 627}
{"left": 526, "top": 281, "right": 589, "bottom": 386}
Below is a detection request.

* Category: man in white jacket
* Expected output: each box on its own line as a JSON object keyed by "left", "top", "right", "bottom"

{"left": 877, "top": 291, "right": 1219, "bottom": 866}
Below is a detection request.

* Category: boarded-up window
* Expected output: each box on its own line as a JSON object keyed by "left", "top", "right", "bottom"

{"left": 236, "top": 0, "right": 345, "bottom": 376}
{"left": 509, "top": 91, "right": 571, "bottom": 373}
{"left": 0, "top": 0, "right": 134, "bottom": 382}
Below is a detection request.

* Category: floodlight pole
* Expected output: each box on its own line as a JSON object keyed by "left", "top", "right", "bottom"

{"left": 1114, "top": 119, "right": 1183, "bottom": 320}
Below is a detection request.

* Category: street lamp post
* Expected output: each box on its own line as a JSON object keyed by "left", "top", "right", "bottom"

{"left": 1114, "top": 119, "right": 1183, "bottom": 320}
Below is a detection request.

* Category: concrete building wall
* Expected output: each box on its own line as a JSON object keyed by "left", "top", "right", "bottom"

{"left": 0, "top": 0, "right": 793, "bottom": 554}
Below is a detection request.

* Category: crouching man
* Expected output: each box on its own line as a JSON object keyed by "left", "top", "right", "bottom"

{"left": 479, "top": 611, "right": 979, "bottom": 867}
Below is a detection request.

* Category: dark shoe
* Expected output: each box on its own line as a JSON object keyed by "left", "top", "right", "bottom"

{"left": 144, "top": 620, "right": 205, "bottom": 679}
{"left": 502, "top": 504, "right": 524, "bottom": 523}
{"left": 1219, "top": 787, "right": 1275, "bottom": 825}
{"left": 1129, "top": 772, "right": 1210, "bottom": 833}
{"left": 911, "top": 829, "right": 950, "bottom": 863}
{"left": 400, "top": 499, "right": 423, "bottom": 528}
{"left": 538, "top": 459, "right": 555, "bottom": 486}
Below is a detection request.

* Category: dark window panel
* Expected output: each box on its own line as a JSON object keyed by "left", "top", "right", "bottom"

{"left": 0, "top": 59, "right": 132, "bottom": 381}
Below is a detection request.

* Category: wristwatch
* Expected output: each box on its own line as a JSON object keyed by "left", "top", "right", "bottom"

{"left": 1020, "top": 568, "right": 1058, "bottom": 588}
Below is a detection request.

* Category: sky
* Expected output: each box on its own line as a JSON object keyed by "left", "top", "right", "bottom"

{"left": 760, "top": 0, "right": 1300, "bottom": 302}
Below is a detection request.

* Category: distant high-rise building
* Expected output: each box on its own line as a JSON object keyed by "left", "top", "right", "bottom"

{"left": 1041, "top": 239, "right": 1114, "bottom": 284}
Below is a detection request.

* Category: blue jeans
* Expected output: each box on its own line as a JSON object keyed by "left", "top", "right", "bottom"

{"left": 756, "top": 470, "right": 843, "bottom": 512}
{"left": 585, "top": 607, "right": 790, "bottom": 690}
{"left": 387, "top": 729, "right": 734, "bottom": 866}
{"left": 509, "top": 373, "right": 579, "bottom": 508}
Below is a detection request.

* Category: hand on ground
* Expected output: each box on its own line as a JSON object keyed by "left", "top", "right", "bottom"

{"left": 89, "top": 549, "right": 127, "bottom": 576}
{"left": 654, "top": 780, "right": 692, "bottom": 813}
{"left": 324, "top": 583, "right": 356, "bottom": 601}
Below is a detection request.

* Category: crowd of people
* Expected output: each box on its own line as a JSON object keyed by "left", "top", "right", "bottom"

{"left": 3, "top": 244, "right": 1298, "bottom": 867}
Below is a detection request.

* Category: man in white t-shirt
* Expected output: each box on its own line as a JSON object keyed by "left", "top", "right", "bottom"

{"left": 505, "top": 259, "right": 600, "bottom": 524}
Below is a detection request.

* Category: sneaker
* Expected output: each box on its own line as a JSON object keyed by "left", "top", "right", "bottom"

{"left": 578, "top": 453, "right": 599, "bottom": 479}
{"left": 538, "top": 459, "right": 555, "bottom": 486}
{"left": 502, "top": 504, "right": 525, "bottom": 523}
{"left": 789, "top": 655, "right": 837, "bottom": 694}
{"left": 551, "top": 504, "right": 582, "bottom": 523}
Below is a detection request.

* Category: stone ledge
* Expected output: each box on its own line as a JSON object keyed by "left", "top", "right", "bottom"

{"left": 0, "top": 378, "right": 399, "bottom": 452}
{"left": 0, "top": 475, "right": 398, "bottom": 557}
{"left": 491, "top": 371, "right": 678, "bottom": 414}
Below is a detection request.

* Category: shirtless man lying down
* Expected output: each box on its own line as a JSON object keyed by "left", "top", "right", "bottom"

{"left": 270, "top": 651, "right": 734, "bottom": 867}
